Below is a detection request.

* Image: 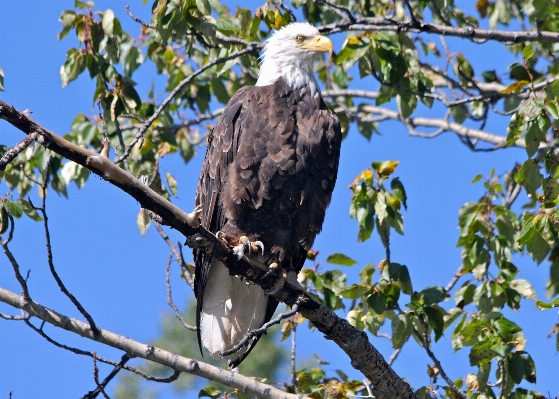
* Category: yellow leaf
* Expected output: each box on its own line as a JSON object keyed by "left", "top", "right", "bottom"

{"left": 373, "top": 160, "right": 400, "bottom": 178}
{"left": 348, "top": 168, "right": 373, "bottom": 188}
{"left": 500, "top": 80, "right": 529, "bottom": 94}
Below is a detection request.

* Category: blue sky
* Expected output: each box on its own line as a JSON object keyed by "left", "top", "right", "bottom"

{"left": 0, "top": 1, "right": 557, "bottom": 398}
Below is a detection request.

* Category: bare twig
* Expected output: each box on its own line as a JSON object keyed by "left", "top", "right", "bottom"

{"left": 318, "top": 0, "right": 356, "bottom": 23}
{"left": 411, "top": 315, "right": 467, "bottom": 399}
{"left": 91, "top": 352, "right": 111, "bottom": 399}
{"left": 0, "top": 311, "right": 28, "bottom": 320}
{"left": 38, "top": 157, "right": 100, "bottom": 336}
{"left": 274, "top": 0, "right": 297, "bottom": 23}
{"left": 126, "top": 5, "right": 155, "bottom": 29}
{"left": 498, "top": 360, "right": 506, "bottom": 399}
{"left": 1, "top": 229, "right": 31, "bottom": 302}
{"left": 387, "top": 348, "right": 401, "bottom": 366}
{"left": 24, "top": 318, "right": 182, "bottom": 385}
{"left": 0, "top": 132, "right": 37, "bottom": 170}
{"left": 221, "top": 303, "right": 300, "bottom": 357}
{"left": 155, "top": 220, "right": 194, "bottom": 289}
{"left": 83, "top": 354, "right": 130, "bottom": 399}
{"left": 165, "top": 253, "right": 197, "bottom": 331}
{"left": 445, "top": 265, "right": 464, "bottom": 293}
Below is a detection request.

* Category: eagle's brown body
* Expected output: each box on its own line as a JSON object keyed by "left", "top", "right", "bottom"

{"left": 193, "top": 23, "right": 341, "bottom": 368}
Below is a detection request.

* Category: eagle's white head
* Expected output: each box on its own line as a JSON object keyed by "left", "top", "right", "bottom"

{"left": 256, "top": 22, "right": 333, "bottom": 97}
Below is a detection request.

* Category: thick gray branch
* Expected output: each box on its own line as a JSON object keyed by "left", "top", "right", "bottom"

{"left": 0, "top": 287, "right": 300, "bottom": 399}
{"left": 320, "top": 18, "right": 559, "bottom": 44}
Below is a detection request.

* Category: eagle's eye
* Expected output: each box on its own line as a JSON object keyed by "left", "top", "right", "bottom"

{"left": 295, "top": 35, "right": 306, "bottom": 44}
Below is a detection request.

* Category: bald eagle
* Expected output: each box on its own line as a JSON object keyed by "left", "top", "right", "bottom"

{"left": 194, "top": 22, "right": 342, "bottom": 368}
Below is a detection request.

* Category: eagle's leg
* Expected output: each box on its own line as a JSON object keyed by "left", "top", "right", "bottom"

{"left": 261, "top": 262, "right": 279, "bottom": 279}
{"left": 264, "top": 263, "right": 286, "bottom": 295}
{"left": 263, "top": 262, "right": 304, "bottom": 295}
{"left": 232, "top": 236, "right": 265, "bottom": 260}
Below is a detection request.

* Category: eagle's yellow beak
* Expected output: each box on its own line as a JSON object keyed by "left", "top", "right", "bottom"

{"left": 300, "top": 35, "right": 333, "bottom": 57}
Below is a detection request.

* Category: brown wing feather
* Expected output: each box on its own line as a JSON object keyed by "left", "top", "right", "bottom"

{"left": 194, "top": 77, "right": 341, "bottom": 364}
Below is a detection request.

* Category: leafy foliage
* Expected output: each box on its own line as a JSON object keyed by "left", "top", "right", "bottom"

{"left": 2, "top": 0, "right": 559, "bottom": 398}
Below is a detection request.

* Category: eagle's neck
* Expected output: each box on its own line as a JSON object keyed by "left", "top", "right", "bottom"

{"left": 256, "top": 57, "right": 320, "bottom": 98}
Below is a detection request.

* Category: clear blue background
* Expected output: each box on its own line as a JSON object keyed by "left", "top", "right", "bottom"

{"left": 0, "top": 1, "right": 557, "bottom": 397}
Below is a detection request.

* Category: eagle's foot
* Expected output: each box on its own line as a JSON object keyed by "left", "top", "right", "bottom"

{"left": 232, "top": 236, "right": 264, "bottom": 259}
{"left": 264, "top": 263, "right": 286, "bottom": 295}
{"left": 261, "top": 262, "right": 279, "bottom": 280}
{"left": 187, "top": 205, "right": 203, "bottom": 228}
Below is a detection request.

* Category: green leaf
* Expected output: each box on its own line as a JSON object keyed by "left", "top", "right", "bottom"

{"left": 3, "top": 199, "right": 23, "bottom": 219}
{"left": 524, "top": 122, "right": 546, "bottom": 158}
{"left": 516, "top": 159, "right": 542, "bottom": 195}
{"left": 332, "top": 68, "right": 350, "bottom": 89}
{"left": 336, "top": 37, "right": 369, "bottom": 68}
{"left": 17, "top": 199, "right": 43, "bottom": 221}
{"left": 326, "top": 253, "right": 357, "bottom": 266}
{"left": 339, "top": 284, "right": 367, "bottom": 299}
{"left": 397, "top": 265, "right": 413, "bottom": 295}
{"left": 482, "top": 70, "right": 498, "bottom": 83}
{"left": 196, "top": 0, "right": 211, "bottom": 15}
{"left": 424, "top": 306, "right": 446, "bottom": 342}
{"left": 544, "top": 101, "right": 559, "bottom": 120}
{"left": 469, "top": 339, "right": 495, "bottom": 366}
{"left": 396, "top": 92, "right": 417, "bottom": 119}
{"left": 545, "top": 261, "right": 559, "bottom": 299}
{"left": 216, "top": 16, "right": 241, "bottom": 34}
{"left": 198, "top": 385, "right": 222, "bottom": 398}
{"left": 421, "top": 286, "right": 450, "bottom": 307}
{"left": 471, "top": 174, "right": 483, "bottom": 183}
{"left": 381, "top": 282, "right": 400, "bottom": 309}
{"left": 390, "top": 177, "right": 407, "bottom": 210}
{"left": 455, "top": 282, "right": 476, "bottom": 307}
{"left": 75, "top": 1, "right": 94, "bottom": 9}
{"left": 451, "top": 104, "right": 468, "bottom": 123}
{"left": 454, "top": 53, "right": 474, "bottom": 81}
{"left": 210, "top": 78, "right": 229, "bottom": 104}
{"left": 391, "top": 313, "right": 412, "bottom": 349}
{"left": 367, "top": 291, "right": 387, "bottom": 314}
{"left": 0, "top": 207, "right": 9, "bottom": 234}
{"left": 522, "top": 44, "right": 535, "bottom": 60}
{"left": 494, "top": 317, "right": 521, "bottom": 341}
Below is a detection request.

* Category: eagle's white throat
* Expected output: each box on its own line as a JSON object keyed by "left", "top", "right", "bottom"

{"left": 256, "top": 22, "right": 325, "bottom": 98}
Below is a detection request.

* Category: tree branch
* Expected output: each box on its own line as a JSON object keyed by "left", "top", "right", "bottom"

{"left": 319, "top": 17, "right": 559, "bottom": 44}
{"left": 0, "top": 100, "right": 417, "bottom": 399}
{"left": 0, "top": 288, "right": 302, "bottom": 399}
{"left": 0, "top": 132, "right": 37, "bottom": 170}
{"left": 165, "top": 253, "right": 197, "bottom": 331}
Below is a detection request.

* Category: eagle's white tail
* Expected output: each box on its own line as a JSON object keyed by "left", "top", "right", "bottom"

{"left": 200, "top": 260, "right": 269, "bottom": 364}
